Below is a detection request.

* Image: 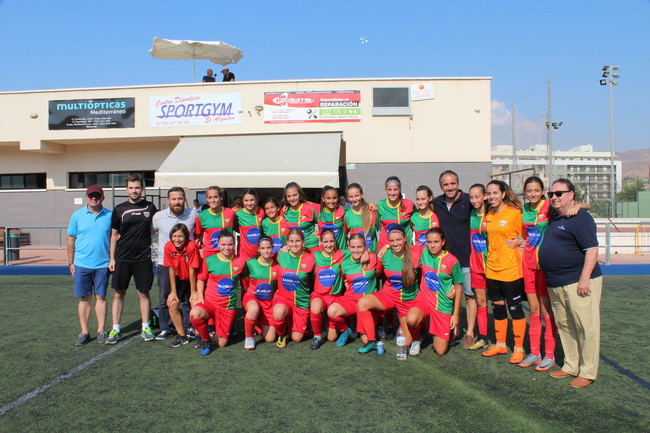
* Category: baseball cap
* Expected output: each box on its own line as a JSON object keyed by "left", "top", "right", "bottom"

{"left": 86, "top": 185, "right": 104, "bottom": 197}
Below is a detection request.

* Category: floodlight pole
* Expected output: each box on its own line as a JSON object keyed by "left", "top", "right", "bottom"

{"left": 546, "top": 78, "right": 553, "bottom": 184}
{"left": 608, "top": 68, "right": 616, "bottom": 218}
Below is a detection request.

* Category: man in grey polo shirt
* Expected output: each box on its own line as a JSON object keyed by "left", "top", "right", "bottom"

{"left": 152, "top": 186, "right": 197, "bottom": 340}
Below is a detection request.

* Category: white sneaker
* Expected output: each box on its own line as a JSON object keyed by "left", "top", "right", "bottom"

{"left": 244, "top": 337, "right": 256, "bottom": 350}
{"left": 409, "top": 340, "right": 421, "bottom": 356}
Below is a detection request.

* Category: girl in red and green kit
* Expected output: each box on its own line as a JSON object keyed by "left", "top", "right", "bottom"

{"left": 272, "top": 228, "right": 315, "bottom": 348}
{"left": 317, "top": 186, "right": 347, "bottom": 250}
{"left": 467, "top": 183, "right": 490, "bottom": 350}
{"left": 309, "top": 229, "right": 345, "bottom": 350}
{"left": 234, "top": 189, "right": 265, "bottom": 262}
{"left": 356, "top": 224, "right": 422, "bottom": 354}
{"left": 410, "top": 185, "right": 440, "bottom": 246}
{"left": 261, "top": 197, "right": 290, "bottom": 255}
{"left": 195, "top": 185, "right": 235, "bottom": 258}
{"left": 343, "top": 183, "right": 377, "bottom": 253}
{"left": 376, "top": 176, "right": 414, "bottom": 251}
{"left": 242, "top": 236, "right": 278, "bottom": 350}
{"left": 281, "top": 182, "right": 320, "bottom": 251}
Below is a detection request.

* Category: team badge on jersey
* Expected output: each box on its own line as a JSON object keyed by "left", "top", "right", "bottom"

{"left": 225, "top": 218, "right": 231, "bottom": 223}
{"left": 301, "top": 263, "right": 307, "bottom": 269}
{"left": 499, "top": 220, "right": 507, "bottom": 227}
{"left": 233, "top": 266, "right": 239, "bottom": 272}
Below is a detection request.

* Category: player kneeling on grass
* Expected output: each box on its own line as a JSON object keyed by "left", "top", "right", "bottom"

{"left": 407, "top": 228, "right": 463, "bottom": 356}
{"left": 190, "top": 231, "right": 244, "bottom": 356}
{"left": 242, "top": 236, "right": 278, "bottom": 350}
{"left": 163, "top": 223, "right": 200, "bottom": 348}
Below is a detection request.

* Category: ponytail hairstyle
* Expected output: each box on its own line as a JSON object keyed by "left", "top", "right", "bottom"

{"left": 387, "top": 224, "right": 415, "bottom": 288}
{"left": 385, "top": 175, "right": 405, "bottom": 213}
{"left": 287, "top": 227, "right": 306, "bottom": 242}
{"left": 320, "top": 229, "right": 337, "bottom": 251}
{"left": 425, "top": 227, "right": 447, "bottom": 251}
{"left": 320, "top": 185, "right": 339, "bottom": 213}
{"left": 283, "top": 181, "right": 306, "bottom": 208}
{"left": 256, "top": 235, "right": 273, "bottom": 258}
{"left": 469, "top": 183, "right": 487, "bottom": 213}
{"left": 523, "top": 176, "right": 546, "bottom": 201}
{"left": 242, "top": 188, "right": 259, "bottom": 208}
{"left": 415, "top": 185, "right": 435, "bottom": 212}
{"left": 348, "top": 232, "right": 369, "bottom": 272}
{"left": 486, "top": 180, "right": 522, "bottom": 210}
{"left": 347, "top": 183, "right": 373, "bottom": 241}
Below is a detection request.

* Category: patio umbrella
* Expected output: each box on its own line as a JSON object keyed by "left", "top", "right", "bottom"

{"left": 149, "top": 37, "right": 244, "bottom": 82}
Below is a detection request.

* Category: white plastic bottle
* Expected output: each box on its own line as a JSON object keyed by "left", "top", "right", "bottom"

{"left": 396, "top": 327, "right": 407, "bottom": 361}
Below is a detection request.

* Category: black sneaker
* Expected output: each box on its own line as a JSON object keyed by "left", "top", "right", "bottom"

{"left": 96, "top": 331, "right": 108, "bottom": 344}
{"left": 155, "top": 329, "right": 173, "bottom": 341}
{"left": 186, "top": 327, "right": 197, "bottom": 340}
{"left": 310, "top": 335, "right": 323, "bottom": 350}
{"left": 170, "top": 335, "right": 189, "bottom": 348}
{"left": 75, "top": 333, "right": 90, "bottom": 346}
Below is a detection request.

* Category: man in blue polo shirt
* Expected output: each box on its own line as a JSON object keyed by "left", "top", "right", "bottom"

{"left": 67, "top": 185, "right": 112, "bottom": 346}
{"left": 539, "top": 178, "right": 602, "bottom": 389}
{"left": 433, "top": 170, "right": 476, "bottom": 347}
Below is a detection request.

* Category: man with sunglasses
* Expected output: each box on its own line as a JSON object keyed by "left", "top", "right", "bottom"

{"left": 67, "top": 185, "right": 112, "bottom": 346}
{"left": 538, "top": 178, "right": 602, "bottom": 389}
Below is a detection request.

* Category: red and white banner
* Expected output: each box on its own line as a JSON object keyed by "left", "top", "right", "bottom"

{"left": 264, "top": 91, "right": 361, "bottom": 123}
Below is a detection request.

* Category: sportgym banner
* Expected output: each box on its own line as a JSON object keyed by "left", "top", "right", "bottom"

{"left": 150, "top": 93, "right": 241, "bottom": 127}
{"left": 48, "top": 98, "right": 135, "bottom": 129}
{"left": 264, "top": 91, "right": 361, "bottom": 124}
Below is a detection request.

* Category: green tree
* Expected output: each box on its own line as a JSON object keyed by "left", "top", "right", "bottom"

{"left": 616, "top": 179, "right": 646, "bottom": 202}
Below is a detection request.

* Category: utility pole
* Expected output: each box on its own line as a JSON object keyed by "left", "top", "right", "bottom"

{"left": 600, "top": 65, "right": 619, "bottom": 218}
{"left": 511, "top": 101, "right": 517, "bottom": 171}
{"left": 546, "top": 78, "right": 553, "bottom": 185}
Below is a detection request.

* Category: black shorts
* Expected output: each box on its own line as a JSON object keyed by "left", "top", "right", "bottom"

{"left": 486, "top": 278, "right": 524, "bottom": 303}
{"left": 112, "top": 261, "right": 154, "bottom": 293}
{"left": 174, "top": 278, "right": 191, "bottom": 303}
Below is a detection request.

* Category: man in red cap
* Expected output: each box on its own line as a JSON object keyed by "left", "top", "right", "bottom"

{"left": 67, "top": 185, "right": 112, "bottom": 346}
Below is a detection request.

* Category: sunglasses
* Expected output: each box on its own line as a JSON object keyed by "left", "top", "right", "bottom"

{"left": 548, "top": 191, "right": 571, "bottom": 198}
{"left": 88, "top": 193, "right": 102, "bottom": 200}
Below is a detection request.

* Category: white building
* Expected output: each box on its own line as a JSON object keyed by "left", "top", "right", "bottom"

{"left": 492, "top": 144, "right": 622, "bottom": 201}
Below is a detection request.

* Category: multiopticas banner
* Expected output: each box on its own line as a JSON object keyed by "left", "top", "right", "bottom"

{"left": 49, "top": 98, "right": 135, "bottom": 129}
{"left": 264, "top": 91, "right": 361, "bottom": 123}
{"left": 150, "top": 93, "right": 241, "bottom": 127}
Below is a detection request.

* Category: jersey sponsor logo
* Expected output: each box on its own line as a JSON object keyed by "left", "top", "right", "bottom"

{"left": 471, "top": 232, "right": 487, "bottom": 253}
{"left": 254, "top": 282, "right": 273, "bottom": 300}
{"left": 351, "top": 275, "right": 369, "bottom": 294}
{"left": 388, "top": 274, "right": 403, "bottom": 291}
{"left": 365, "top": 233, "right": 372, "bottom": 250}
{"left": 210, "top": 229, "right": 223, "bottom": 249}
{"left": 281, "top": 272, "right": 301, "bottom": 292}
{"left": 272, "top": 237, "right": 284, "bottom": 254}
{"left": 499, "top": 220, "right": 507, "bottom": 227}
{"left": 417, "top": 232, "right": 427, "bottom": 245}
{"left": 424, "top": 271, "right": 441, "bottom": 292}
{"left": 217, "top": 277, "right": 234, "bottom": 296}
{"left": 246, "top": 227, "right": 261, "bottom": 245}
{"left": 321, "top": 223, "right": 339, "bottom": 239}
{"left": 526, "top": 225, "right": 543, "bottom": 247}
{"left": 318, "top": 268, "right": 337, "bottom": 288}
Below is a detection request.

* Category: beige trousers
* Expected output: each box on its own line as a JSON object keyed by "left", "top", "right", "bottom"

{"left": 548, "top": 276, "right": 603, "bottom": 380}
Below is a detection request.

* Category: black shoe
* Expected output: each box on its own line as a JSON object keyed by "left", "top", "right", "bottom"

{"left": 310, "top": 336, "right": 323, "bottom": 350}
{"left": 170, "top": 336, "right": 189, "bottom": 348}
{"left": 75, "top": 333, "right": 90, "bottom": 346}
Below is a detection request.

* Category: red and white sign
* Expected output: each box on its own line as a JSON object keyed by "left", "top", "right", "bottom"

{"left": 264, "top": 91, "right": 361, "bottom": 123}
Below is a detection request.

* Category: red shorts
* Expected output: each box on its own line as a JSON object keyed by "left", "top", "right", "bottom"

{"left": 272, "top": 296, "right": 309, "bottom": 334}
{"left": 311, "top": 292, "right": 342, "bottom": 310}
{"left": 372, "top": 288, "right": 418, "bottom": 318}
{"left": 194, "top": 301, "right": 236, "bottom": 339}
{"left": 242, "top": 293, "right": 274, "bottom": 327}
{"left": 429, "top": 309, "right": 452, "bottom": 341}
{"left": 471, "top": 271, "right": 487, "bottom": 290}
{"left": 523, "top": 267, "right": 548, "bottom": 297}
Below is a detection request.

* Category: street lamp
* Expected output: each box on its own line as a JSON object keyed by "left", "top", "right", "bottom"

{"left": 545, "top": 78, "right": 563, "bottom": 184}
{"left": 600, "top": 65, "right": 619, "bottom": 218}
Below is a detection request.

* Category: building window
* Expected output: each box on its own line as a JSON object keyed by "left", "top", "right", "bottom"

{"left": 68, "top": 171, "right": 155, "bottom": 189}
{"left": 0, "top": 173, "right": 46, "bottom": 190}
{"left": 372, "top": 87, "right": 410, "bottom": 116}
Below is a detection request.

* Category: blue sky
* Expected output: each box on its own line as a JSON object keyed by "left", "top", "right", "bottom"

{"left": 1, "top": 0, "right": 648, "bottom": 152}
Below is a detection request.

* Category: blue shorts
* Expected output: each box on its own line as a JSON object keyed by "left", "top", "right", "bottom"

{"left": 74, "top": 266, "right": 109, "bottom": 298}
{"left": 461, "top": 267, "right": 474, "bottom": 296}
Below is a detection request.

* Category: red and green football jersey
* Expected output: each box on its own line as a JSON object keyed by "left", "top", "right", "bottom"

{"left": 312, "top": 248, "right": 344, "bottom": 296}
{"left": 469, "top": 209, "right": 488, "bottom": 275}
{"left": 522, "top": 200, "right": 553, "bottom": 270}
{"left": 343, "top": 208, "right": 378, "bottom": 252}
{"left": 283, "top": 202, "right": 320, "bottom": 249}
{"left": 341, "top": 251, "right": 378, "bottom": 299}
{"left": 317, "top": 205, "right": 347, "bottom": 250}
{"left": 418, "top": 250, "right": 464, "bottom": 314}
{"left": 196, "top": 208, "right": 235, "bottom": 257}
{"left": 235, "top": 207, "right": 265, "bottom": 261}
{"left": 376, "top": 198, "right": 414, "bottom": 250}
{"left": 377, "top": 246, "right": 421, "bottom": 301}
{"left": 198, "top": 254, "right": 245, "bottom": 310}
{"left": 410, "top": 211, "right": 441, "bottom": 246}
{"left": 261, "top": 216, "right": 290, "bottom": 254}
{"left": 244, "top": 257, "right": 277, "bottom": 301}
{"left": 275, "top": 251, "right": 315, "bottom": 309}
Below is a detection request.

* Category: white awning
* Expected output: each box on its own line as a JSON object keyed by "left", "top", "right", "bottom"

{"left": 155, "top": 133, "right": 342, "bottom": 188}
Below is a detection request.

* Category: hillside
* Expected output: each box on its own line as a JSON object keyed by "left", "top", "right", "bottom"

{"left": 619, "top": 148, "right": 650, "bottom": 180}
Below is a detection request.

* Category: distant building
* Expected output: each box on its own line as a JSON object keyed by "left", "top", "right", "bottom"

{"left": 492, "top": 144, "right": 622, "bottom": 202}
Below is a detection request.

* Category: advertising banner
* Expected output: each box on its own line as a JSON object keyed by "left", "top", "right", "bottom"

{"left": 150, "top": 93, "right": 241, "bottom": 127}
{"left": 48, "top": 98, "right": 135, "bottom": 130}
{"left": 264, "top": 91, "right": 360, "bottom": 123}
{"left": 410, "top": 83, "right": 435, "bottom": 101}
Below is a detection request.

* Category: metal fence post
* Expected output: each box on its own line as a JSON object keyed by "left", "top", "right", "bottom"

{"left": 605, "top": 223, "right": 611, "bottom": 266}
{"left": 3, "top": 227, "right": 7, "bottom": 266}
